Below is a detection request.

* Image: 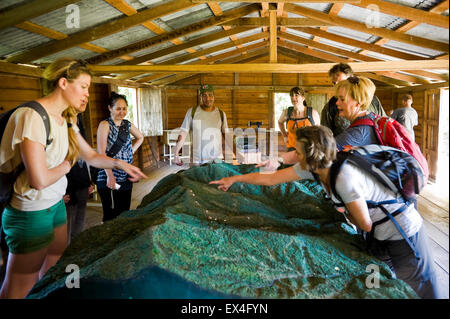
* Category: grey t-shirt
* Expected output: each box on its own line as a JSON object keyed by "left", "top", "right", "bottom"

{"left": 293, "top": 163, "right": 423, "bottom": 241}
{"left": 391, "top": 107, "right": 418, "bottom": 141}
{"left": 180, "top": 106, "right": 228, "bottom": 164}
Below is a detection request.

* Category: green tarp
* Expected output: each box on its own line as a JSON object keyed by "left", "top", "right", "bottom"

{"left": 27, "top": 163, "right": 418, "bottom": 299}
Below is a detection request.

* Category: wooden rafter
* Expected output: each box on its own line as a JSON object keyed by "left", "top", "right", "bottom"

{"left": 87, "top": 60, "right": 448, "bottom": 74}
{"left": 14, "top": 21, "right": 134, "bottom": 61}
{"left": 360, "top": 0, "right": 449, "bottom": 53}
{"left": 104, "top": 0, "right": 193, "bottom": 52}
{"left": 5, "top": 0, "right": 195, "bottom": 63}
{"left": 284, "top": 3, "right": 449, "bottom": 53}
{"left": 220, "top": 17, "right": 332, "bottom": 27}
{"left": 269, "top": 6, "right": 277, "bottom": 63}
{"left": 117, "top": 27, "right": 254, "bottom": 66}
{"left": 0, "top": 0, "right": 81, "bottom": 31}
{"left": 118, "top": 32, "right": 268, "bottom": 80}
{"left": 151, "top": 49, "right": 270, "bottom": 86}
{"left": 279, "top": 31, "right": 433, "bottom": 84}
{"left": 354, "top": 0, "right": 449, "bottom": 29}
{"left": 85, "top": 4, "right": 260, "bottom": 65}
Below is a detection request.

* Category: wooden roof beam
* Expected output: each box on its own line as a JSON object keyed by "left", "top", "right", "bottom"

{"left": 87, "top": 60, "right": 449, "bottom": 74}
{"left": 355, "top": 0, "right": 449, "bottom": 29}
{"left": 278, "top": 41, "right": 410, "bottom": 87}
{"left": 361, "top": 0, "right": 449, "bottom": 53}
{"left": 117, "top": 27, "right": 253, "bottom": 66}
{"left": 221, "top": 17, "right": 332, "bottom": 27}
{"left": 14, "top": 21, "right": 134, "bottom": 61}
{"left": 0, "top": 0, "right": 81, "bottom": 31}
{"left": 284, "top": 3, "right": 449, "bottom": 53}
{"left": 6, "top": 0, "right": 196, "bottom": 63}
{"left": 279, "top": 31, "right": 434, "bottom": 84}
{"left": 118, "top": 32, "right": 268, "bottom": 80}
{"left": 269, "top": 5, "right": 277, "bottom": 63}
{"left": 85, "top": 3, "right": 260, "bottom": 65}
{"left": 149, "top": 48, "right": 270, "bottom": 86}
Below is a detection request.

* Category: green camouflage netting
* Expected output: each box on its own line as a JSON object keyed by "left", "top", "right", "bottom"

{"left": 27, "top": 163, "right": 418, "bottom": 299}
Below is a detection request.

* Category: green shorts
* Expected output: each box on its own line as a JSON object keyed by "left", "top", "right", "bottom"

{"left": 2, "top": 199, "right": 67, "bottom": 254}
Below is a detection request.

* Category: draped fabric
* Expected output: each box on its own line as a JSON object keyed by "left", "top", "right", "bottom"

{"left": 138, "top": 88, "right": 163, "bottom": 137}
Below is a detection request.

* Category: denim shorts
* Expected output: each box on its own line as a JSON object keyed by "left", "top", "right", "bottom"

{"left": 2, "top": 199, "right": 67, "bottom": 254}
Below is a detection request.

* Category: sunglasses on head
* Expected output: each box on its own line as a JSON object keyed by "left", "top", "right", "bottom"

{"left": 348, "top": 76, "right": 360, "bottom": 85}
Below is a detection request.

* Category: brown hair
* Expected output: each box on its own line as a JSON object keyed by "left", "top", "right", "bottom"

{"left": 402, "top": 94, "right": 413, "bottom": 102}
{"left": 328, "top": 63, "right": 353, "bottom": 77}
{"left": 334, "top": 76, "right": 376, "bottom": 111}
{"left": 295, "top": 125, "right": 336, "bottom": 171}
{"left": 43, "top": 58, "right": 92, "bottom": 166}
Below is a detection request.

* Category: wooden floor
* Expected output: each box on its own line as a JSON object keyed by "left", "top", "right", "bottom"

{"left": 83, "top": 162, "right": 448, "bottom": 299}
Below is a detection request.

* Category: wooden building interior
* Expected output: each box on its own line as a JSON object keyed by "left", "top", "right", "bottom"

{"left": 0, "top": 0, "right": 448, "bottom": 298}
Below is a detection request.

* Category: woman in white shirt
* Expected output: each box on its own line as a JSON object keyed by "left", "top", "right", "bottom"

{"left": 0, "top": 58, "right": 146, "bottom": 299}
{"left": 210, "top": 125, "right": 439, "bottom": 299}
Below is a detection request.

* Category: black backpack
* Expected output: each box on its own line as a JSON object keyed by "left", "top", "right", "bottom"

{"left": 0, "top": 101, "right": 53, "bottom": 211}
{"left": 328, "top": 144, "right": 426, "bottom": 259}
{"left": 287, "top": 106, "right": 315, "bottom": 126}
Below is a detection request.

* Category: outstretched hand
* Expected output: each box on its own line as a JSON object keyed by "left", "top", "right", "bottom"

{"left": 209, "top": 177, "right": 235, "bottom": 192}
{"left": 118, "top": 161, "right": 148, "bottom": 182}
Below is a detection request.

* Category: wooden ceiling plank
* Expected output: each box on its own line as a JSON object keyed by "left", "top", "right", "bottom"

{"left": 6, "top": 0, "right": 195, "bottom": 63}
{"left": 284, "top": 3, "right": 449, "bottom": 53}
{"left": 356, "top": 0, "right": 449, "bottom": 29}
{"left": 363, "top": 0, "right": 449, "bottom": 53}
{"left": 137, "top": 42, "right": 268, "bottom": 83}
{"left": 221, "top": 17, "right": 332, "bottom": 27}
{"left": 117, "top": 26, "right": 254, "bottom": 66}
{"left": 294, "top": 27, "right": 424, "bottom": 61}
{"left": 15, "top": 21, "right": 134, "bottom": 59}
{"left": 269, "top": 9, "right": 277, "bottom": 63}
{"left": 0, "top": 0, "right": 81, "bottom": 31}
{"left": 151, "top": 49, "right": 270, "bottom": 86}
{"left": 281, "top": 30, "right": 444, "bottom": 82}
{"left": 105, "top": 0, "right": 192, "bottom": 52}
{"left": 119, "top": 33, "right": 267, "bottom": 80}
{"left": 85, "top": 3, "right": 260, "bottom": 65}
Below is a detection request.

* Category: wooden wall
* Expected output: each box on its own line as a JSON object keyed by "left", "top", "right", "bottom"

{"left": 0, "top": 74, "right": 42, "bottom": 112}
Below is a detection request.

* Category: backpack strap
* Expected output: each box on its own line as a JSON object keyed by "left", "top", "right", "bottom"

{"left": 106, "top": 119, "right": 130, "bottom": 158}
{"left": 328, "top": 152, "right": 349, "bottom": 207}
{"left": 20, "top": 101, "right": 53, "bottom": 148}
{"left": 287, "top": 106, "right": 293, "bottom": 121}
{"left": 306, "top": 106, "right": 314, "bottom": 126}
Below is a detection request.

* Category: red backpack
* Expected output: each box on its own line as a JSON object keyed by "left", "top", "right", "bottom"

{"left": 349, "top": 113, "right": 429, "bottom": 180}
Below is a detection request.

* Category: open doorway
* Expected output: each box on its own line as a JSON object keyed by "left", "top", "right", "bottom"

{"left": 436, "top": 88, "right": 449, "bottom": 198}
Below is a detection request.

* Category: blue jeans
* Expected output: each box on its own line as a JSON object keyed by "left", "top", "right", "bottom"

{"left": 369, "top": 225, "right": 441, "bottom": 299}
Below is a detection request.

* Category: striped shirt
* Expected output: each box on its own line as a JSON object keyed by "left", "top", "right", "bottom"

{"left": 96, "top": 118, "right": 133, "bottom": 183}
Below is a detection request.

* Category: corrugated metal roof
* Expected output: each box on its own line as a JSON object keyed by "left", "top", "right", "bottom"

{"left": 90, "top": 25, "right": 155, "bottom": 51}
{"left": 0, "top": 27, "right": 52, "bottom": 58}
{"left": 29, "top": 0, "right": 124, "bottom": 36}
{"left": 0, "top": 0, "right": 447, "bottom": 86}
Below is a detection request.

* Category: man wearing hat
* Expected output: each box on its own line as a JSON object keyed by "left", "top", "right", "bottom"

{"left": 173, "top": 84, "right": 230, "bottom": 165}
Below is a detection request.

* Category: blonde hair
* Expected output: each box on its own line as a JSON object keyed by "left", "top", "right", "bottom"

{"left": 296, "top": 126, "right": 336, "bottom": 171}
{"left": 334, "top": 76, "right": 375, "bottom": 111}
{"left": 42, "top": 58, "right": 92, "bottom": 166}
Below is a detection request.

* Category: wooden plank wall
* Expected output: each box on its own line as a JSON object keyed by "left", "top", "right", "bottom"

{"left": 0, "top": 73, "right": 42, "bottom": 112}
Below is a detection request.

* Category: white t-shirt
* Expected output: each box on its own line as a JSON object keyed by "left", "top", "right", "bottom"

{"left": 293, "top": 163, "right": 423, "bottom": 241}
{"left": 180, "top": 106, "right": 228, "bottom": 164}
{"left": 0, "top": 107, "right": 69, "bottom": 211}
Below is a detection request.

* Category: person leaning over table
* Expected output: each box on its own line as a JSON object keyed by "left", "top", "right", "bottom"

{"left": 262, "top": 76, "right": 382, "bottom": 170}
{"left": 0, "top": 57, "right": 146, "bottom": 299}
{"left": 210, "top": 125, "right": 440, "bottom": 299}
